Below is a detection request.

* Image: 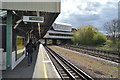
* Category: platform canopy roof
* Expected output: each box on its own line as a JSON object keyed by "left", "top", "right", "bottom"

{"left": 0, "top": 0, "right": 60, "bottom": 13}
{"left": 0, "top": 0, "right": 61, "bottom": 38}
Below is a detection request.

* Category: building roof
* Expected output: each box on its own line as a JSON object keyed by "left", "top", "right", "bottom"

{"left": 0, "top": 0, "right": 61, "bottom": 38}
{"left": 54, "top": 22, "right": 72, "bottom": 27}
{"left": 0, "top": 0, "right": 60, "bottom": 13}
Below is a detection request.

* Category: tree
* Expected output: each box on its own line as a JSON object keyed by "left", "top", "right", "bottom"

{"left": 104, "top": 19, "right": 119, "bottom": 42}
{"left": 72, "top": 26, "right": 106, "bottom": 46}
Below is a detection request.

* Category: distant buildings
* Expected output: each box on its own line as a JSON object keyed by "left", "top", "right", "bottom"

{"left": 44, "top": 22, "right": 75, "bottom": 45}
{"left": 44, "top": 22, "right": 74, "bottom": 39}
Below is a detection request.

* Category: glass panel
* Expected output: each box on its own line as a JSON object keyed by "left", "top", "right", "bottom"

{"left": 16, "top": 36, "right": 25, "bottom": 60}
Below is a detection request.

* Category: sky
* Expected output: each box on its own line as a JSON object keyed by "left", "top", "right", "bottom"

{"left": 55, "top": 0, "right": 119, "bottom": 33}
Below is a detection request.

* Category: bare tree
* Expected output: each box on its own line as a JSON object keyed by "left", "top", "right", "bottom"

{"left": 104, "top": 19, "right": 119, "bottom": 42}
{"left": 118, "top": 20, "right": 120, "bottom": 41}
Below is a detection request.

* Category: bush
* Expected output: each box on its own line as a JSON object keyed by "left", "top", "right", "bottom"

{"left": 72, "top": 26, "right": 107, "bottom": 46}
{"left": 93, "top": 32, "right": 107, "bottom": 45}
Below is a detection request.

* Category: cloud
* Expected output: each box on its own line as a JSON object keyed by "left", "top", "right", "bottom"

{"left": 55, "top": 0, "right": 119, "bottom": 33}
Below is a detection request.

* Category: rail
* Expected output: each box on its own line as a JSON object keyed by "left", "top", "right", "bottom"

{"left": 45, "top": 46, "right": 94, "bottom": 80}
{"left": 60, "top": 45, "right": 120, "bottom": 63}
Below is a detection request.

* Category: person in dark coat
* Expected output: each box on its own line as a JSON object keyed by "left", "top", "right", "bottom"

{"left": 33, "top": 42, "right": 37, "bottom": 51}
{"left": 26, "top": 39, "right": 34, "bottom": 66}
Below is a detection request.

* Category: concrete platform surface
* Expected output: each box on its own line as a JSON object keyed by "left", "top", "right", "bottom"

{"left": 32, "top": 44, "right": 60, "bottom": 78}
{"left": 2, "top": 44, "right": 60, "bottom": 79}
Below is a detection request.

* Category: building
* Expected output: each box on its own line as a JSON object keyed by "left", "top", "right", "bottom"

{"left": 44, "top": 22, "right": 73, "bottom": 45}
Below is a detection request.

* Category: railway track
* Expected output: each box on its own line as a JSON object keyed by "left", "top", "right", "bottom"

{"left": 45, "top": 46, "right": 94, "bottom": 80}
{"left": 61, "top": 46, "right": 120, "bottom": 63}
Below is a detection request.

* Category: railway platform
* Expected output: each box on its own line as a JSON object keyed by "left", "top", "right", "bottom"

{"left": 2, "top": 44, "right": 60, "bottom": 79}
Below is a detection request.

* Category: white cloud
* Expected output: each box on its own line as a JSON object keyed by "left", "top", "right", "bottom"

{"left": 55, "top": 0, "right": 119, "bottom": 33}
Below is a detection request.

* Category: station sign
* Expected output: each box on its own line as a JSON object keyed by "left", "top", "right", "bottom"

{"left": 23, "top": 16, "right": 44, "bottom": 23}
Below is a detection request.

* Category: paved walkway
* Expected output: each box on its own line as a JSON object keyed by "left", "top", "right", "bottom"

{"left": 32, "top": 44, "right": 60, "bottom": 78}
{"left": 2, "top": 44, "right": 60, "bottom": 79}
{"left": 2, "top": 47, "right": 39, "bottom": 79}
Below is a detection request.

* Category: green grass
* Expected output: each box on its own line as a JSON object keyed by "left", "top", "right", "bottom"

{"left": 89, "top": 40, "right": 119, "bottom": 51}
{"left": 49, "top": 46, "right": 119, "bottom": 78}
{"left": 63, "top": 45, "right": 119, "bottom": 58}
{"left": 95, "top": 44, "right": 117, "bottom": 51}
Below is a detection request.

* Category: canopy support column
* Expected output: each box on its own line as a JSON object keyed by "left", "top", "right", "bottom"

{"left": 6, "top": 10, "right": 12, "bottom": 70}
{"left": 45, "top": 39, "right": 47, "bottom": 45}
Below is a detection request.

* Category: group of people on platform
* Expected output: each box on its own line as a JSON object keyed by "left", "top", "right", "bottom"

{"left": 26, "top": 39, "right": 41, "bottom": 66}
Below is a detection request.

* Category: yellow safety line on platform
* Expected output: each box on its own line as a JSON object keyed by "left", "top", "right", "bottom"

{"left": 41, "top": 45, "right": 48, "bottom": 79}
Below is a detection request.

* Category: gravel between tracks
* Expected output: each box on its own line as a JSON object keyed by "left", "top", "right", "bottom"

{"left": 49, "top": 46, "right": 119, "bottom": 79}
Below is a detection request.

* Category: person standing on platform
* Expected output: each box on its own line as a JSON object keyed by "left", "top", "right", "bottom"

{"left": 33, "top": 42, "right": 37, "bottom": 51}
{"left": 26, "top": 39, "right": 34, "bottom": 66}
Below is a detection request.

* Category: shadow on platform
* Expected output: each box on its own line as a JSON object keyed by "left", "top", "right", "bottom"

{"left": 2, "top": 47, "right": 39, "bottom": 79}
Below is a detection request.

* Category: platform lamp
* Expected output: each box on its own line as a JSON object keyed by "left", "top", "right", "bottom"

{"left": 14, "top": 19, "right": 23, "bottom": 29}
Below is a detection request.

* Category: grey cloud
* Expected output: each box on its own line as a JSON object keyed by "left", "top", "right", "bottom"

{"left": 60, "top": 14, "right": 101, "bottom": 29}
{"left": 86, "top": 2, "right": 102, "bottom": 11}
{"left": 86, "top": 2, "right": 102, "bottom": 7}
{"left": 77, "top": 2, "right": 102, "bottom": 11}
{"left": 72, "top": 14, "right": 100, "bottom": 22}
{"left": 56, "top": 0, "right": 118, "bottom": 33}
{"left": 91, "top": 2, "right": 102, "bottom": 8}
{"left": 99, "top": 5, "right": 118, "bottom": 20}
